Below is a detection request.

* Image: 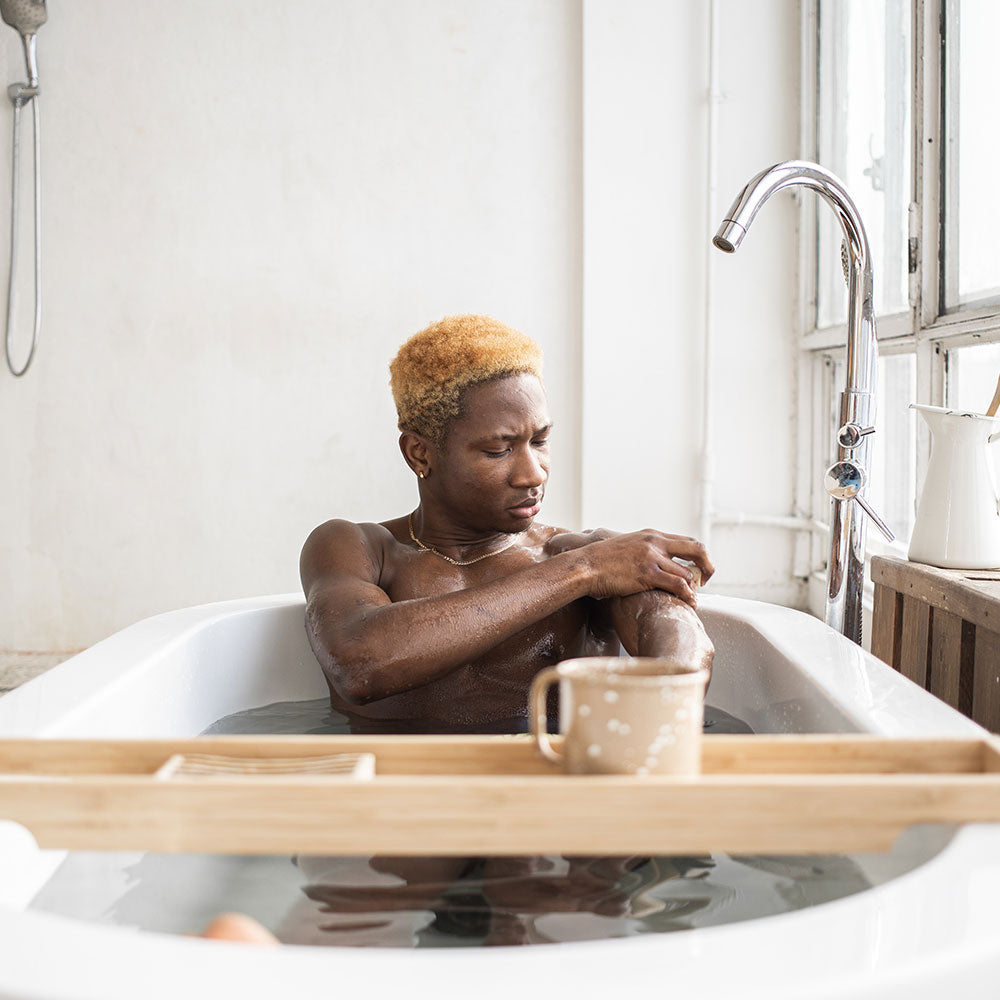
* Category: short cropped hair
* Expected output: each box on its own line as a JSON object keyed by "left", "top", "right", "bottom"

{"left": 389, "top": 314, "right": 544, "bottom": 444}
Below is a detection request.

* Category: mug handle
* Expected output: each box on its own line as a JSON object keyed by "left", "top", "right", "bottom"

{"left": 529, "top": 666, "right": 563, "bottom": 766}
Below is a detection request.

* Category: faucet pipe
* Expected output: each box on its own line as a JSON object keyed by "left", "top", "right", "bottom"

{"left": 713, "top": 160, "right": 886, "bottom": 645}
{"left": 714, "top": 161, "right": 876, "bottom": 396}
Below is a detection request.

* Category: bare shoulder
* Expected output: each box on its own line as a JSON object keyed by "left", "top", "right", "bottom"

{"left": 542, "top": 526, "right": 620, "bottom": 557}
{"left": 299, "top": 519, "right": 393, "bottom": 591}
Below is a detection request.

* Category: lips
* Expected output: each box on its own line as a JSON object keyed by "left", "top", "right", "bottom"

{"left": 509, "top": 496, "right": 542, "bottom": 518}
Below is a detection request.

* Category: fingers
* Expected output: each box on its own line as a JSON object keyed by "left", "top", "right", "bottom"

{"left": 638, "top": 530, "right": 715, "bottom": 584}
{"left": 586, "top": 529, "right": 714, "bottom": 603}
{"left": 659, "top": 539, "right": 715, "bottom": 584}
{"left": 653, "top": 563, "right": 698, "bottom": 608}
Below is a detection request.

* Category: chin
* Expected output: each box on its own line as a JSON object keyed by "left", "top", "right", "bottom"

{"left": 501, "top": 515, "right": 537, "bottom": 534}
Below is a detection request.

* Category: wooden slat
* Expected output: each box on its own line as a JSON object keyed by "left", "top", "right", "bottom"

{"left": 0, "top": 735, "right": 988, "bottom": 777}
{"left": 871, "top": 583, "right": 902, "bottom": 667}
{"left": 929, "top": 607, "right": 964, "bottom": 708}
{"left": 0, "top": 736, "right": 554, "bottom": 777}
{"left": 701, "top": 735, "right": 983, "bottom": 774}
{"left": 981, "top": 736, "right": 1000, "bottom": 772}
{"left": 871, "top": 556, "right": 1000, "bottom": 634}
{"left": 899, "top": 595, "right": 931, "bottom": 686}
{"left": 0, "top": 736, "right": 997, "bottom": 856}
{"left": 0, "top": 771, "right": 997, "bottom": 856}
{"left": 972, "top": 628, "right": 1000, "bottom": 733}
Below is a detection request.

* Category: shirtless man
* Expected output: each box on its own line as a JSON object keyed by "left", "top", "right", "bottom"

{"left": 230, "top": 315, "right": 717, "bottom": 947}
{"left": 300, "top": 313, "right": 714, "bottom": 733}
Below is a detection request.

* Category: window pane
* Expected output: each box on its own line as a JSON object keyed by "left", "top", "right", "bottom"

{"left": 942, "top": 1, "right": 1000, "bottom": 309}
{"left": 867, "top": 353, "right": 917, "bottom": 543}
{"left": 946, "top": 341, "right": 1000, "bottom": 480}
{"left": 817, "top": 0, "right": 911, "bottom": 328}
{"left": 947, "top": 342, "right": 1000, "bottom": 413}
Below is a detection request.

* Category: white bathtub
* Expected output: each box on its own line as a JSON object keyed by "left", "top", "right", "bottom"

{"left": 0, "top": 593, "right": 998, "bottom": 1000}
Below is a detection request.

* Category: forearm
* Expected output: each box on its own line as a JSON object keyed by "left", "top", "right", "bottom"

{"left": 605, "top": 591, "right": 714, "bottom": 676}
{"left": 307, "top": 551, "right": 593, "bottom": 704}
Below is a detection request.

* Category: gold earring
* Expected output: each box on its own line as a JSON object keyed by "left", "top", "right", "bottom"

{"left": 418, "top": 470, "right": 425, "bottom": 479}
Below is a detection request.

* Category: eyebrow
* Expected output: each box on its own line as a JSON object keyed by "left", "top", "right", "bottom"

{"left": 478, "top": 423, "right": 553, "bottom": 443}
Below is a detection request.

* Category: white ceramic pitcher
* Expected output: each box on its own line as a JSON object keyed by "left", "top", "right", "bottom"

{"left": 908, "top": 404, "right": 1000, "bottom": 569}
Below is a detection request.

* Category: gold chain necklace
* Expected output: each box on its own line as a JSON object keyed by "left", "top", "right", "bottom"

{"left": 408, "top": 512, "right": 516, "bottom": 566}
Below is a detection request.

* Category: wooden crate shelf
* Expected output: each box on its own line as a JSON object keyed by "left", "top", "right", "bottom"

{"left": 2, "top": 734, "right": 1000, "bottom": 856}
{"left": 871, "top": 556, "right": 1000, "bottom": 731}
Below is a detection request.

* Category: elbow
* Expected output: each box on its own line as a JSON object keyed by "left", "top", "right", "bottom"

{"left": 304, "top": 614, "right": 387, "bottom": 705}
{"left": 316, "top": 647, "right": 389, "bottom": 706}
{"left": 327, "top": 663, "right": 386, "bottom": 706}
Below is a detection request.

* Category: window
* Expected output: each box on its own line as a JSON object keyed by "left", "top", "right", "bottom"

{"left": 816, "top": 0, "right": 911, "bottom": 327}
{"left": 942, "top": 0, "right": 1000, "bottom": 310}
{"left": 802, "top": 0, "right": 1000, "bottom": 618}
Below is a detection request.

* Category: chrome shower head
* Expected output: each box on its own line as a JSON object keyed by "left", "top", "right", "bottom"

{"left": 0, "top": 0, "right": 47, "bottom": 36}
{"left": 0, "top": 0, "right": 45, "bottom": 87}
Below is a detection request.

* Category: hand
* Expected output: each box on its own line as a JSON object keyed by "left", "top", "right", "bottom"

{"left": 579, "top": 530, "right": 714, "bottom": 605}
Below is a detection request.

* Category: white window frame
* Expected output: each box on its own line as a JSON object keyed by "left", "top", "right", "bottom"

{"left": 800, "top": 0, "right": 1000, "bottom": 621}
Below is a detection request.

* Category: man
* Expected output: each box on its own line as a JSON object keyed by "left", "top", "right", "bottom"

{"left": 194, "top": 315, "right": 718, "bottom": 948}
{"left": 300, "top": 314, "right": 715, "bottom": 733}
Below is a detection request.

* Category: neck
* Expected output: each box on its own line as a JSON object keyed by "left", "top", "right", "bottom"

{"left": 410, "top": 506, "right": 513, "bottom": 559}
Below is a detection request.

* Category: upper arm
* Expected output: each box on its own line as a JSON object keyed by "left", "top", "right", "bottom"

{"left": 299, "top": 520, "right": 393, "bottom": 644}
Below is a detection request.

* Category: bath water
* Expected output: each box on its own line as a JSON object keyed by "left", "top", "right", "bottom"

{"left": 28, "top": 699, "right": 949, "bottom": 947}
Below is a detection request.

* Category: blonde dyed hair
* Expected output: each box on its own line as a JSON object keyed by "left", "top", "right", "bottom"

{"left": 389, "top": 314, "right": 543, "bottom": 444}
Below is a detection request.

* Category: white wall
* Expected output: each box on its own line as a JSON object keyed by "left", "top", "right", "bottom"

{"left": 582, "top": 0, "right": 803, "bottom": 604}
{"left": 0, "top": 0, "right": 801, "bottom": 652}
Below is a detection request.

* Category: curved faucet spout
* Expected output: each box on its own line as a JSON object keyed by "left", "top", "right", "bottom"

{"left": 712, "top": 159, "right": 884, "bottom": 646}
{"left": 715, "top": 160, "right": 875, "bottom": 394}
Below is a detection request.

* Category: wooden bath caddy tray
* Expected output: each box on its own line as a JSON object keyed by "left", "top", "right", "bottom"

{"left": 1, "top": 734, "right": 1000, "bottom": 855}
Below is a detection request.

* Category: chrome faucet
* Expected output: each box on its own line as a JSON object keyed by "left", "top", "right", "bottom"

{"left": 713, "top": 160, "right": 893, "bottom": 645}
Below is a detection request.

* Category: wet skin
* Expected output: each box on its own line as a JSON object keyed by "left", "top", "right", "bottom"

{"left": 290, "top": 373, "right": 718, "bottom": 944}
{"left": 300, "top": 373, "right": 716, "bottom": 728}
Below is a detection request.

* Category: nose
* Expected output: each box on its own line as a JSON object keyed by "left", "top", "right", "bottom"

{"left": 510, "top": 443, "right": 548, "bottom": 489}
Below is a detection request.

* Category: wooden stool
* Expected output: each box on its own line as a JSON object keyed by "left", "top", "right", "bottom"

{"left": 871, "top": 555, "right": 1000, "bottom": 731}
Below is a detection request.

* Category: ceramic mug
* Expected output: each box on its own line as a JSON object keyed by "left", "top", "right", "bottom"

{"left": 529, "top": 657, "right": 710, "bottom": 776}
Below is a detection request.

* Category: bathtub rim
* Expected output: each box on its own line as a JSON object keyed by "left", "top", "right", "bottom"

{"left": 0, "top": 591, "right": 982, "bottom": 740}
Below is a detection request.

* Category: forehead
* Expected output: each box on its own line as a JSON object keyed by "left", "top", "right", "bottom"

{"left": 451, "top": 374, "right": 550, "bottom": 439}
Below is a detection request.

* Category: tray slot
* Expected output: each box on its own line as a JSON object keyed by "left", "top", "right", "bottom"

{"left": 153, "top": 752, "right": 376, "bottom": 781}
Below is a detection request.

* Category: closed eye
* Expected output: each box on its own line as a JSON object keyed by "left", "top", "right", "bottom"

{"left": 484, "top": 449, "right": 510, "bottom": 458}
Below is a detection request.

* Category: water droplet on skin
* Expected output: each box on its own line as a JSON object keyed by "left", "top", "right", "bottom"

{"left": 587, "top": 744, "right": 602, "bottom": 758}
{"left": 604, "top": 690, "right": 619, "bottom": 703}
{"left": 607, "top": 718, "right": 620, "bottom": 732}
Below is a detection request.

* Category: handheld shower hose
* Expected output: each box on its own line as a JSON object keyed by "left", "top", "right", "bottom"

{"left": 0, "top": 0, "right": 45, "bottom": 377}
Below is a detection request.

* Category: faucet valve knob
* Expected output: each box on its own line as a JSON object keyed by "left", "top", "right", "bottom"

{"left": 837, "top": 422, "right": 876, "bottom": 450}
{"left": 824, "top": 460, "right": 895, "bottom": 542}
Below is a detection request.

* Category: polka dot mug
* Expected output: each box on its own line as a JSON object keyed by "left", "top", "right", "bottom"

{"left": 529, "top": 657, "right": 709, "bottom": 776}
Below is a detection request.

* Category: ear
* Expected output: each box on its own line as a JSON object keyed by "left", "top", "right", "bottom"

{"left": 399, "top": 432, "right": 434, "bottom": 478}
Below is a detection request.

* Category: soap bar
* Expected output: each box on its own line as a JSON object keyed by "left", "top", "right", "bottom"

{"left": 677, "top": 560, "right": 702, "bottom": 589}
